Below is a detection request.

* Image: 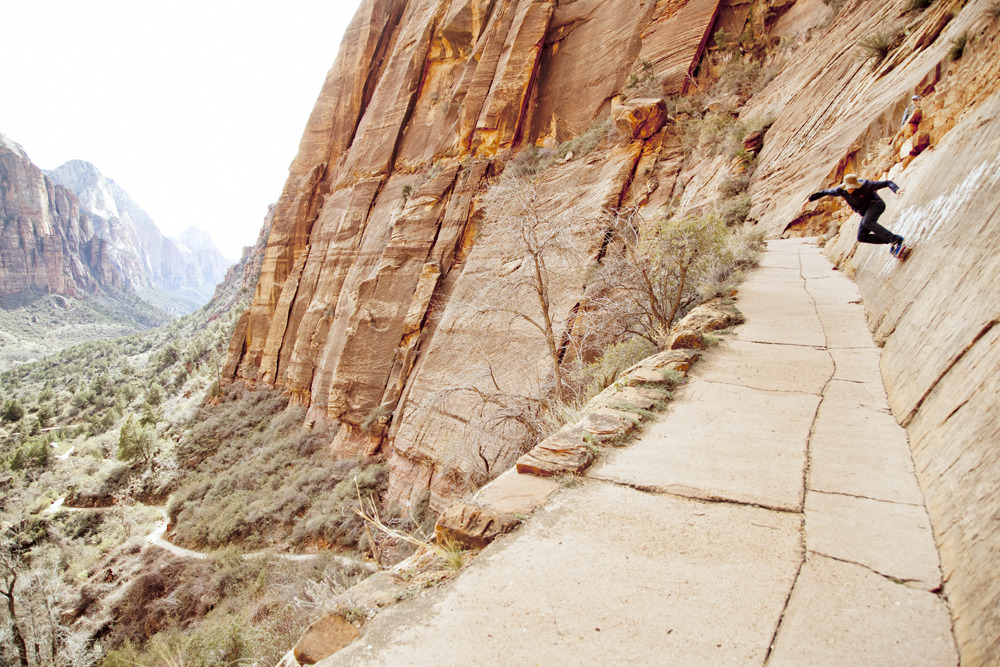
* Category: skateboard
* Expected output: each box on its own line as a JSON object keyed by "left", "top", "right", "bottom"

{"left": 891, "top": 243, "right": 912, "bottom": 261}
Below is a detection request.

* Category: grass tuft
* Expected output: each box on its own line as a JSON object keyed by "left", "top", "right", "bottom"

{"left": 855, "top": 25, "right": 902, "bottom": 63}
{"left": 948, "top": 31, "right": 968, "bottom": 60}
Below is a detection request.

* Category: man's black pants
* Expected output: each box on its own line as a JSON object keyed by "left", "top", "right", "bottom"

{"left": 856, "top": 199, "right": 899, "bottom": 244}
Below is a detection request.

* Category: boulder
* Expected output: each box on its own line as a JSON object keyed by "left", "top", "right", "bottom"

{"left": 668, "top": 329, "right": 706, "bottom": 350}
{"left": 473, "top": 469, "right": 561, "bottom": 515}
{"left": 292, "top": 613, "right": 360, "bottom": 665}
{"left": 676, "top": 300, "right": 745, "bottom": 333}
{"left": 637, "top": 349, "right": 702, "bottom": 373}
{"left": 579, "top": 408, "right": 638, "bottom": 439}
{"left": 590, "top": 385, "right": 663, "bottom": 412}
{"left": 434, "top": 501, "right": 521, "bottom": 549}
{"left": 614, "top": 97, "right": 669, "bottom": 140}
{"left": 517, "top": 428, "right": 593, "bottom": 477}
{"left": 331, "top": 571, "right": 406, "bottom": 610}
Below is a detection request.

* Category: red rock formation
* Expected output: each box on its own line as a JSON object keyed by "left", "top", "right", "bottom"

{"left": 225, "top": 0, "right": 729, "bottom": 513}
{"left": 0, "top": 134, "right": 125, "bottom": 297}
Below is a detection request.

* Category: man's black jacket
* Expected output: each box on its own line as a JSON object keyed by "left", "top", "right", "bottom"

{"left": 808, "top": 179, "right": 900, "bottom": 214}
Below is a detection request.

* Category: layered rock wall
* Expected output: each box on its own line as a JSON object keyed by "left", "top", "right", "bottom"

{"left": 0, "top": 134, "right": 123, "bottom": 297}
{"left": 224, "top": 0, "right": 729, "bottom": 510}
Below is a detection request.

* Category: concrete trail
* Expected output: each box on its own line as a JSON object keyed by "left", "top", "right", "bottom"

{"left": 325, "top": 239, "right": 958, "bottom": 666}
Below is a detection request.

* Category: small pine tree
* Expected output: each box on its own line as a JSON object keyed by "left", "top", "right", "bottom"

{"left": 117, "top": 415, "right": 157, "bottom": 465}
{"left": 146, "top": 384, "right": 164, "bottom": 407}
{"left": 1, "top": 399, "right": 24, "bottom": 423}
{"left": 139, "top": 400, "right": 163, "bottom": 428}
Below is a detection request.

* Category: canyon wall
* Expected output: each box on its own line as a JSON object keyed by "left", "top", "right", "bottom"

{"left": 0, "top": 133, "right": 124, "bottom": 297}
{"left": 223, "top": 0, "right": 725, "bottom": 508}
{"left": 228, "top": 1, "right": 1000, "bottom": 659}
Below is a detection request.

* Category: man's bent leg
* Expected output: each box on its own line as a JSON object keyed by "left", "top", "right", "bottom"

{"left": 856, "top": 201, "right": 899, "bottom": 244}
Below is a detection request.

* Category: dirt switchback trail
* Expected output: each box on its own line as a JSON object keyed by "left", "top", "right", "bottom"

{"left": 325, "top": 239, "right": 958, "bottom": 666}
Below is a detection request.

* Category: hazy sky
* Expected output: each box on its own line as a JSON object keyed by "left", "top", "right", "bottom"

{"left": 1, "top": 0, "right": 362, "bottom": 259}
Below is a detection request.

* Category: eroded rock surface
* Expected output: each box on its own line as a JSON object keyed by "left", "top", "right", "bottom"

{"left": 224, "top": 0, "right": 729, "bottom": 513}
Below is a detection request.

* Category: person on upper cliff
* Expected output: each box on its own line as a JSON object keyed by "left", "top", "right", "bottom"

{"left": 804, "top": 173, "right": 908, "bottom": 256}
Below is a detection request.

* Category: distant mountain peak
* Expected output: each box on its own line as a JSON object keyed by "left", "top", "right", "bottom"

{"left": 0, "top": 131, "right": 30, "bottom": 160}
{"left": 0, "top": 141, "right": 232, "bottom": 314}
{"left": 47, "top": 160, "right": 123, "bottom": 220}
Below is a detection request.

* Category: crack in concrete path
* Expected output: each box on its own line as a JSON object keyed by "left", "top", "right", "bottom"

{"left": 763, "top": 558, "right": 806, "bottom": 667}
{"left": 703, "top": 377, "right": 825, "bottom": 397}
{"left": 587, "top": 473, "right": 804, "bottom": 515}
{"left": 809, "top": 487, "right": 923, "bottom": 507}
{"left": 764, "top": 243, "right": 837, "bottom": 663}
{"left": 807, "top": 550, "right": 937, "bottom": 592}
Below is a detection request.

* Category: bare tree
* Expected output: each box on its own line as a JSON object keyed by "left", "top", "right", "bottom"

{"left": 472, "top": 172, "right": 599, "bottom": 400}
{"left": 587, "top": 209, "right": 732, "bottom": 347}
{"left": 415, "top": 357, "right": 547, "bottom": 488}
{"left": 0, "top": 539, "right": 29, "bottom": 667}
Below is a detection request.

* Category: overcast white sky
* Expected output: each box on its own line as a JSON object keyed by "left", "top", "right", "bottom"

{"left": 1, "top": 0, "right": 362, "bottom": 259}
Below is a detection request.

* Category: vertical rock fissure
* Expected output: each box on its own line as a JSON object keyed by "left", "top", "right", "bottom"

{"left": 595, "top": 141, "right": 645, "bottom": 263}
{"left": 382, "top": 15, "right": 440, "bottom": 181}
{"left": 341, "top": 0, "right": 410, "bottom": 163}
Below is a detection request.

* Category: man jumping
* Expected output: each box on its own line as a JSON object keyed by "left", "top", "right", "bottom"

{"left": 805, "top": 174, "right": 908, "bottom": 257}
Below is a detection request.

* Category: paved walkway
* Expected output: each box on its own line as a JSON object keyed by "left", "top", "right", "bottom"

{"left": 326, "top": 239, "right": 957, "bottom": 666}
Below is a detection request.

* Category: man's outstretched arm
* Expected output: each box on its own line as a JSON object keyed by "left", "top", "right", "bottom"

{"left": 807, "top": 187, "right": 841, "bottom": 202}
{"left": 871, "top": 180, "right": 905, "bottom": 195}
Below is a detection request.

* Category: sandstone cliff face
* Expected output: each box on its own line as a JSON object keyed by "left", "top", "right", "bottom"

{"left": 0, "top": 134, "right": 124, "bottom": 297}
{"left": 224, "top": 0, "right": 725, "bottom": 507}
{"left": 230, "top": 2, "right": 1000, "bottom": 660}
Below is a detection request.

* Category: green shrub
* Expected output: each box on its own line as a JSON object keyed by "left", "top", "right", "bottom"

{"left": 715, "top": 58, "right": 763, "bottom": 97}
{"left": 2, "top": 398, "right": 24, "bottom": 422}
{"left": 593, "top": 213, "right": 734, "bottom": 348}
{"left": 698, "top": 110, "right": 744, "bottom": 156}
{"left": 907, "top": 0, "right": 934, "bottom": 10}
{"left": 718, "top": 192, "right": 753, "bottom": 226}
{"left": 949, "top": 31, "right": 968, "bottom": 60}
{"left": 507, "top": 119, "right": 614, "bottom": 178}
{"left": 169, "top": 386, "right": 389, "bottom": 552}
{"left": 624, "top": 59, "right": 662, "bottom": 99}
{"left": 718, "top": 174, "right": 751, "bottom": 198}
{"left": 117, "top": 414, "right": 157, "bottom": 465}
{"left": 714, "top": 28, "right": 737, "bottom": 52}
{"left": 8, "top": 439, "right": 50, "bottom": 470}
{"left": 575, "top": 337, "right": 657, "bottom": 404}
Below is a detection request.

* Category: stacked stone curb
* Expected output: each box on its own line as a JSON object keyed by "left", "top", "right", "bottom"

{"left": 438, "top": 297, "right": 743, "bottom": 548}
